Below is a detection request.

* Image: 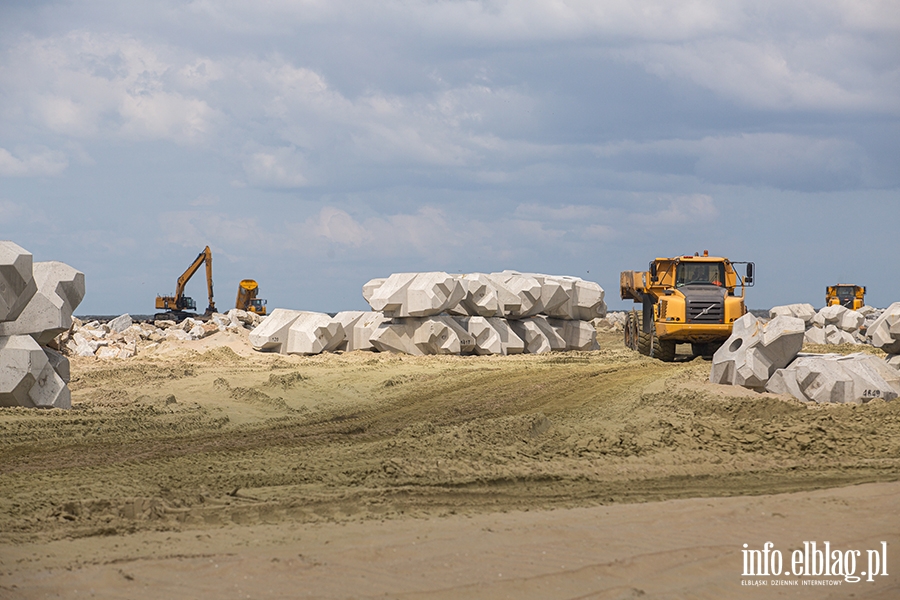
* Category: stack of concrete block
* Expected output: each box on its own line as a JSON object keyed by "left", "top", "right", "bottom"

{"left": 0, "top": 241, "right": 85, "bottom": 409}
{"left": 766, "top": 353, "right": 900, "bottom": 404}
{"left": 710, "top": 313, "right": 806, "bottom": 390}
{"left": 249, "top": 271, "right": 605, "bottom": 356}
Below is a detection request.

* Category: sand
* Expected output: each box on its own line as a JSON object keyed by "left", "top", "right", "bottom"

{"left": 1, "top": 330, "right": 899, "bottom": 598}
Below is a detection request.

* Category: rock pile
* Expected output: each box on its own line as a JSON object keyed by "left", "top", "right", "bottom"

{"left": 250, "top": 271, "right": 606, "bottom": 356}
{"left": 0, "top": 241, "right": 84, "bottom": 409}
{"left": 55, "top": 309, "right": 263, "bottom": 359}
{"left": 712, "top": 312, "right": 900, "bottom": 404}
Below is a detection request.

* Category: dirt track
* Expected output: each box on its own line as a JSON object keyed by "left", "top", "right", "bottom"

{"left": 1, "top": 331, "right": 899, "bottom": 597}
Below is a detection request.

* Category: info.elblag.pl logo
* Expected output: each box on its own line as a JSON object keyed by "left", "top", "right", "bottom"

{"left": 742, "top": 542, "right": 889, "bottom": 586}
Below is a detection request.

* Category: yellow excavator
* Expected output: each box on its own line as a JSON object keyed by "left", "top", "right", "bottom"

{"left": 235, "top": 279, "right": 267, "bottom": 316}
{"left": 155, "top": 246, "right": 216, "bottom": 320}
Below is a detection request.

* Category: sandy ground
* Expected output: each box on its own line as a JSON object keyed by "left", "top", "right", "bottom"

{"left": 1, "top": 330, "right": 899, "bottom": 598}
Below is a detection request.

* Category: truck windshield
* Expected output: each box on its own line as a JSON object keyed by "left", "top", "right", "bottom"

{"left": 837, "top": 287, "right": 855, "bottom": 300}
{"left": 676, "top": 262, "right": 725, "bottom": 287}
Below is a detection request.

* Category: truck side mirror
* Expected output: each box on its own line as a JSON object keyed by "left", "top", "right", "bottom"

{"left": 649, "top": 262, "right": 657, "bottom": 282}
{"left": 746, "top": 263, "right": 754, "bottom": 284}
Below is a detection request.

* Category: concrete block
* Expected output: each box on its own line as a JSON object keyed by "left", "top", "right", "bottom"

{"left": 0, "top": 261, "right": 85, "bottom": 346}
{"left": 0, "top": 241, "right": 37, "bottom": 323}
{"left": 887, "top": 355, "right": 900, "bottom": 370}
{"left": 0, "top": 335, "right": 70, "bottom": 409}
{"left": 803, "top": 327, "right": 826, "bottom": 345}
{"left": 769, "top": 303, "right": 816, "bottom": 325}
{"left": 839, "top": 310, "right": 865, "bottom": 332}
{"left": 248, "top": 308, "right": 303, "bottom": 353}
{"left": 285, "top": 312, "right": 345, "bottom": 355}
{"left": 548, "top": 318, "right": 599, "bottom": 351}
{"left": 449, "top": 273, "right": 504, "bottom": 318}
{"left": 370, "top": 317, "right": 474, "bottom": 355}
{"left": 362, "top": 278, "right": 386, "bottom": 304}
{"left": 766, "top": 353, "right": 900, "bottom": 404}
{"left": 43, "top": 347, "right": 70, "bottom": 383}
{"left": 333, "top": 311, "right": 385, "bottom": 352}
{"left": 454, "top": 316, "right": 524, "bottom": 355}
{"left": 866, "top": 302, "right": 900, "bottom": 354}
{"left": 367, "top": 272, "right": 464, "bottom": 317}
{"left": 813, "top": 305, "right": 850, "bottom": 329}
{"left": 824, "top": 324, "right": 857, "bottom": 345}
{"left": 489, "top": 272, "right": 542, "bottom": 318}
{"left": 508, "top": 316, "right": 565, "bottom": 354}
{"left": 107, "top": 314, "right": 133, "bottom": 333}
{"left": 710, "top": 314, "right": 805, "bottom": 389}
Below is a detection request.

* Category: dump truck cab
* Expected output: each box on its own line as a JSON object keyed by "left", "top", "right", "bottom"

{"left": 620, "top": 251, "right": 754, "bottom": 361}
{"left": 826, "top": 284, "right": 865, "bottom": 310}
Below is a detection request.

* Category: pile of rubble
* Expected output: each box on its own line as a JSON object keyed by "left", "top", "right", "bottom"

{"left": 769, "top": 303, "right": 884, "bottom": 345}
{"left": 249, "top": 271, "right": 607, "bottom": 356}
{"left": 55, "top": 309, "right": 263, "bottom": 359}
{"left": 0, "top": 241, "right": 84, "bottom": 409}
{"left": 711, "top": 303, "right": 900, "bottom": 404}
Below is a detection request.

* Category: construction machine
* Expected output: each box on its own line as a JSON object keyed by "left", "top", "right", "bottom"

{"left": 826, "top": 284, "right": 865, "bottom": 310}
{"left": 620, "top": 250, "right": 754, "bottom": 361}
{"left": 236, "top": 279, "right": 267, "bottom": 316}
{"left": 155, "top": 246, "right": 216, "bottom": 321}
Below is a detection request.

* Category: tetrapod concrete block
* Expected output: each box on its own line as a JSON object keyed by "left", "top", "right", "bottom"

{"left": 449, "top": 273, "right": 504, "bottom": 318}
{"left": 368, "top": 272, "right": 465, "bottom": 317}
{"left": 286, "top": 312, "right": 345, "bottom": 355}
{"left": 371, "top": 317, "right": 474, "bottom": 355}
{"left": 454, "top": 316, "right": 524, "bottom": 355}
{"left": 0, "top": 261, "right": 85, "bottom": 346}
{"left": 0, "top": 241, "right": 37, "bottom": 323}
{"left": 362, "top": 278, "right": 386, "bottom": 304}
{"left": 248, "top": 308, "right": 303, "bottom": 353}
{"left": 548, "top": 318, "right": 599, "bottom": 351}
{"left": 769, "top": 303, "right": 816, "bottom": 325}
{"left": 804, "top": 327, "right": 826, "bottom": 345}
{"left": 509, "top": 316, "right": 565, "bottom": 354}
{"left": 333, "top": 311, "right": 387, "bottom": 352}
{"left": 489, "top": 272, "right": 542, "bottom": 318}
{"left": 766, "top": 353, "right": 900, "bottom": 404}
{"left": 0, "top": 335, "right": 70, "bottom": 409}
{"left": 866, "top": 302, "right": 900, "bottom": 354}
{"left": 710, "top": 314, "right": 805, "bottom": 390}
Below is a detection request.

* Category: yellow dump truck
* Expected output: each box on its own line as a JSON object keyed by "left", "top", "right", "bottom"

{"left": 826, "top": 284, "right": 865, "bottom": 310}
{"left": 236, "top": 279, "right": 267, "bottom": 316}
{"left": 620, "top": 251, "right": 754, "bottom": 361}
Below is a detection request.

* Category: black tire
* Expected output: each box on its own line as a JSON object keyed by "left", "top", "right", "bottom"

{"left": 653, "top": 337, "right": 677, "bottom": 362}
{"left": 637, "top": 330, "right": 652, "bottom": 356}
{"left": 624, "top": 311, "right": 639, "bottom": 351}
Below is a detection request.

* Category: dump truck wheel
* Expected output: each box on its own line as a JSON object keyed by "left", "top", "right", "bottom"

{"left": 653, "top": 337, "right": 677, "bottom": 362}
{"left": 624, "top": 311, "right": 639, "bottom": 351}
{"left": 637, "top": 330, "right": 652, "bottom": 356}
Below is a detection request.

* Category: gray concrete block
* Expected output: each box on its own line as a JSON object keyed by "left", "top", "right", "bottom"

{"left": 367, "top": 272, "right": 465, "bottom": 317}
{"left": 710, "top": 314, "right": 805, "bottom": 389}
{"left": 0, "top": 241, "right": 37, "bottom": 323}
{"left": 0, "top": 335, "right": 70, "bottom": 409}
{"left": 803, "top": 327, "right": 826, "bottom": 345}
{"left": 43, "top": 346, "right": 70, "bottom": 383}
{"left": 766, "top": 353, "right": 900, "bottom": 404}
{"left": 248, "top": 308, "right": 304, "bottom": 353}
{"left": 333, "top": 311, "right": 386, "bottom": 352}
{"left": 449, "top": 273, "right": 505, "bottom": 318}
{"left": 866, "top": 302, "right": 900, "bottom": 354}
{"left": 0, "top": 261, "right": 85, "bottom": 345}
{"left": 769, "top": 303, "right": 816, "bottom": 325}
{"left": 455, "top": 316, "right": 524, "bottom": 355}
{"left": 362, "top": 278, "right": 386, "bottom": 304}
{"left": 548, "top": 318, "right": 599, "bottom": 351}
{"left": 489, "top": 272, "right": 542, "bottom": 318}
{"left": 286, "top": 312, "right": 345, "bottom": 355}
{"left": 370, "top": 317, "right": 474, "bottom": 355}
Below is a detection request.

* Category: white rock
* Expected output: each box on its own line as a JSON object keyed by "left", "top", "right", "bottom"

{"left": 0, "top": 334, "right": 70, "bottom": 408}
{"left": 710, "top": 314, "right": 805, "bottom": 390}
{"left": 107, "top": 313, "right": 133, "bottom": 333}
{"left": 766, "top": 353, "right": 900, "bottom": 404}
{"left": 0, "top": 241, "right": 37, "bottom": 323}
{"left": 0, "top": 261, "right": 85, "bottom": 345}
{"left": 248, "top": 308, "right": 304, "bottom": 353}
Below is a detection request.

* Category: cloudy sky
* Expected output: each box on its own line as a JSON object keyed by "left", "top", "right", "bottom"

{"left": 2, "top": 0, "right": 898, "bottom": 315}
